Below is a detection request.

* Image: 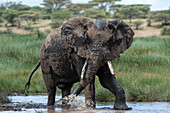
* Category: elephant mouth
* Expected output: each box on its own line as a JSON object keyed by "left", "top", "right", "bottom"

{"left": 80, "top": 60, "right": 114, "bottom": 79}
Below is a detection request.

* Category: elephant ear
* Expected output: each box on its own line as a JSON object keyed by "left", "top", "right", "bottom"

{"left": 61, "top": 17, "right": 93, "bottom": 58}
{"left": 109, "top": 20, "right": 135, "bottom": 60}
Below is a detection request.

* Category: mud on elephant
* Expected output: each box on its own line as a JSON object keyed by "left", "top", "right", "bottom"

{"left": 25, "top": 17, "right": 134, "bottom": 110}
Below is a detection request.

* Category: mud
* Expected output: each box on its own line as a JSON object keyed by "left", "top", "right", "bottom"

{"left": 0, "top": 94, "right": 170, "bottom": 113}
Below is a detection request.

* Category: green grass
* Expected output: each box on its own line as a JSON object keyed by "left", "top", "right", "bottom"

{"left": 0, "top": 34, "right": 46, "bottom": 93}
{"left": 0, "top": 34, "right": 169, "bottom": 102}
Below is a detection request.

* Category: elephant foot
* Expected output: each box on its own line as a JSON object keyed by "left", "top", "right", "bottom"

{"left": 47, "top": 105, "right": 55, "bottom": 110}
{"left": 85, "top": 100, "right": 95, "bottom": 109}
{"left": 114, "top": 102, "right": 132, "bottom": 110}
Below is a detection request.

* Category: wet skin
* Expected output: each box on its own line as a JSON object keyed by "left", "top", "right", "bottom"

{"left": 26, "top": 17, "right": 134, "bottom": 110}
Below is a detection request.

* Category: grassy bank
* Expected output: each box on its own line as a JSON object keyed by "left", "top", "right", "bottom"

{"left": 0, "top": 34, "right": 169, "bottom": 102}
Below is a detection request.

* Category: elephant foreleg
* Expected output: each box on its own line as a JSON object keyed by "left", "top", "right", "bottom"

{"left": 61, "top": 83, "right": 73, "bottom": 98}
{"left": 97, "top": 64, "right": 132, "bottom": 110}
{"left": 85, "top": 76, "right": 96, "bottom": 108}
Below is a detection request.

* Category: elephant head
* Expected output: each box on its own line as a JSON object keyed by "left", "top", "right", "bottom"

{"left": 61, "top": 17, "right": 134, "bottom": 89}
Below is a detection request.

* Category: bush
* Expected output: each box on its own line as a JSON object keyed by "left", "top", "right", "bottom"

{"left": 0, "top": 28, "right": 12, "bottom": 34}
{"left": 0, "top": 89, "right": 11, "bottom": 103}
{"left": 133, "top": 20, "right": 144, "bottom": 30}
{"left": 161, "top": 26, "right": 170, "bottom": 35}
{"left": 34, "top": 29, "right": 47, "bottom": 40}
{"left": 50, "top": 21, "right": 62, "bottom": 28}
{"left": 22, "top": 26, "right": 31, "bottom": 30}
{"left": 0, "top": 18, "right": 4, "bottom": 23}
{"left": 42, "top": 15, "right": 51, "bottom": 20}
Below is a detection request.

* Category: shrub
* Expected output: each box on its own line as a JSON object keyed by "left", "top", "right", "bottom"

{"left": 0, "top": 28, "right": 12, "bottom": 34}
{"left": 22, "top": 26, "right": 31, "bottom": 30}
{"left": 50, "top": 21, "right": 62, "bottom": 28}
{"left": 133, "top": 20, "right": 144, "bottom": 30}
{"left": 0, "top": 17, "right": 4, "bottom": 23}
{"left": 0, "top": 89, "right": 11, "bottom": 103}
{"left": 161, "top": 26, "right": 170, "bottom": 35}
{"left": 35, "top": 29, "right": 47, "bottom": 40}
{"left": 147, "top": 19, "right": 151, "bottom": 26}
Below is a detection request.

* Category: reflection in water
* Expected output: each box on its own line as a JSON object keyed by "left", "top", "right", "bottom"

{"left": 2, "top": 94, "right": 169, "bottom": 113}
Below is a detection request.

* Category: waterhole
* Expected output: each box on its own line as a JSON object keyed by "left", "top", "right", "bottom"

{"left": 0, "top": 94, "right": 169, "bottom": 113}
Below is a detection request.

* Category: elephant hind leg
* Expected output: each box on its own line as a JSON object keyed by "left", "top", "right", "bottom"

{"left": 97, "top": 64, "right": 131, "bottom": 110}
{"left": 42, "top": 66, "right": 57, "bottom": 106}
{"left": 60, "top": 83, "right": 73, "bottom": 98}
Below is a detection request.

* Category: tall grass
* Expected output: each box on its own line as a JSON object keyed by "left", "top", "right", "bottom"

{"left": 0, "top": 34, "right": 46, "bottom": 93}
{"left": 0, "top": 34, "right": 169, "bottom": 102}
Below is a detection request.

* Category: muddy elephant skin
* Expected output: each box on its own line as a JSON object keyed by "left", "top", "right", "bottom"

{"left": 26, "top": 17, "right": 134, "bottom": 110}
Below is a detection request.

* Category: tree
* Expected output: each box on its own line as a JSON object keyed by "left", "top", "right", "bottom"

{"left": 0, "top": 1, "right": 17, "bottom": 16}
{"left": 9, "top": 4, "right": 30, "bottom": 11}
{"left": 0, "top": 1, "right": 16, "bottom": 10}
{"left": 117, "top": 5, "right": 142, "bottom": 23}
{"left": 131, "top": 4, "right": 150, "bottom": 18}
{"left": 109, "top": 4, "right": 124, "bottom": 19}
{"left": 82, "top": 8, "right": 106, "bottom": 19}
{"left": 31, "top": 6, "right": 43, "bottom": 12}
{"left": 66, "top": 3, "right": 97, "bottom": 16}
{"left": 2, "top": 9, "right": 18, "bottom": 26}
{"left": 51, "top": 9, "right": 73, "bottom": 28}
{"left": 20, "top": 11, "right": 41, "bottom": 27}
{"left": 42, "top": 0, "right": 71, "bottom": 13}
{"left": 90, "top": 0, "right": 121, "bottom": 16}
{"left": 150, "top": 10, "right": 170, "bottom": 25}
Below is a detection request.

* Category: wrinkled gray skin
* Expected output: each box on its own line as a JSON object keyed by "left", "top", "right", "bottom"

{"left": 26, "top": 17, "right": 134, "bottom": 110}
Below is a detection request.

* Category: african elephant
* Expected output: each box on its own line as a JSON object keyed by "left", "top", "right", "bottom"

{"left": 25, "top": 17, "right": 134, "bottom": 110}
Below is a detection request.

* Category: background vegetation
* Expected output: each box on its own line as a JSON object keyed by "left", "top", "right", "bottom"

{"left": 0, "top": 34, "right": 169, "bottom": 102}
{"left": 0, "top": 0, "right": 170, "bottom": 103}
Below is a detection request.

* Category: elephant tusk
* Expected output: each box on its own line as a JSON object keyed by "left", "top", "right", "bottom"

{"left": 81, "top": 60, "right": 87, "bottom": 79}
{"left": 107, "top": 61, "right": 115, "bottom": 75}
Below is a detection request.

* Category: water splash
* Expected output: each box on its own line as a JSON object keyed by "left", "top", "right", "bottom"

{"left": 55, "top": 94, "right": 86, "bottom": 109}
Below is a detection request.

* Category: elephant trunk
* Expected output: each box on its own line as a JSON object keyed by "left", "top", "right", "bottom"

{"left": 72, "top": 48, "right": 114, "bottom": 96}
{"left": 72, "top": 50, "right": 102, "bottom": 95}
{"left": 80, "top": 48, "right": 107, "bottom": 87}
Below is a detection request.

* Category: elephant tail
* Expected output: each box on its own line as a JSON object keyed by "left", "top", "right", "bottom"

{"left": 25, "top": 61, "right": 41, "bottom": 94}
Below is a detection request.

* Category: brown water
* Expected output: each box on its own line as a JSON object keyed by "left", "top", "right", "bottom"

{"left": 0, "top": 94, "right": 170, "bottom": 113}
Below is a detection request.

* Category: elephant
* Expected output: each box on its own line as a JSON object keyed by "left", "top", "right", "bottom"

{"left": 25, "top": 17, "right": 134, "bottom": 110}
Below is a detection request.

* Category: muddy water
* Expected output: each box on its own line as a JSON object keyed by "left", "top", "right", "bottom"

{"left": 0, "top": 94, "right": 170, "bottom": 113}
